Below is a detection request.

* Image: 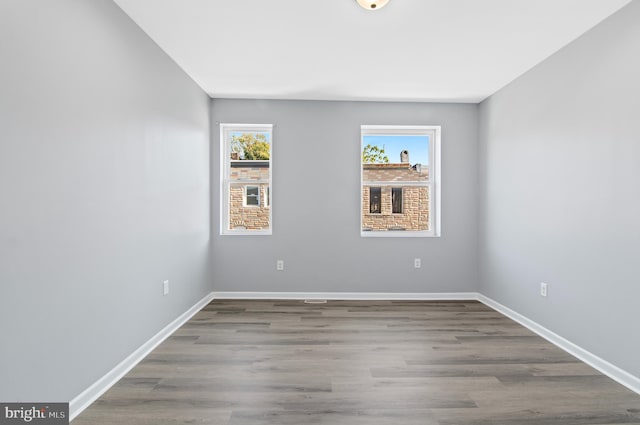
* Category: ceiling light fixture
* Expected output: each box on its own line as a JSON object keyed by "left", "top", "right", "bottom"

{"left": 356, "top": 0, "right": 390, "bottom": 11}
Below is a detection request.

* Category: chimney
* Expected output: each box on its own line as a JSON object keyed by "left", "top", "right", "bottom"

{"left": 400, "top": 150, "right": 409, "bottom": 163}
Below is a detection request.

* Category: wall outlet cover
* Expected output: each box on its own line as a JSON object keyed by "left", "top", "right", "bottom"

{"left": 540, "top": 282, "right": 548, "bottom": 297}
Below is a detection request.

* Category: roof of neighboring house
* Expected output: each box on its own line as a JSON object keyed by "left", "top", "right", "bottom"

{"left": 230, "top": 160, "right": 270, "bottom": 168}
{"left": 363, "top": 163, "right": 413, "bottom": 170}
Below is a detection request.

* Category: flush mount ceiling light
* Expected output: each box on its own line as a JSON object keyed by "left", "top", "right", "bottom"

{"left": 356, "top": 0, "right": 390, "bottom": 10}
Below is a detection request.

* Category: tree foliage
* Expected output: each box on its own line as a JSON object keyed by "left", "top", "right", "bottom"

{"left": 231, "top": 133, "right": 270, "bottom": 160}
{"left": 362, "top": 144, "right": 389, "bottom": 163}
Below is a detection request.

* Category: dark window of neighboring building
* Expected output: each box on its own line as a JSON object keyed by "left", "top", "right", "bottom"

{"left": 370, "top": 187, "right": 381, "bottom": 213}
{"left": 245, "top": 186, "right": 259, "bottom": 206}
{"left": 392, "top": 187, "right": 403, "bottom": 213}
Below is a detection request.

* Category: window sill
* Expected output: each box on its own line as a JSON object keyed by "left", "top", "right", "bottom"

{"left": 361, "top": 230, "right": 438, "bottom": 238}
{"left": 222, "top": 229, "right": 272, "bottom": 236}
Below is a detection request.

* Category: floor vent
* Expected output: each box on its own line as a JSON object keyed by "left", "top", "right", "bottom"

{"left": 304, "top": 299, "right": 328, "bottom": 304}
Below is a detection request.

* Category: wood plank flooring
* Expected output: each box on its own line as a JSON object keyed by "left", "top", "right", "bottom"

{"left": 73, "top": 300, "right": 640, "bottom": 424}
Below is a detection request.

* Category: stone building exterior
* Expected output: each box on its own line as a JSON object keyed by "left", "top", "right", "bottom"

{"left": 229, "top": 160, "right": 270, "bottom": 230}
{"left": 362, "top": 162, "right": 430, "bottom": 232}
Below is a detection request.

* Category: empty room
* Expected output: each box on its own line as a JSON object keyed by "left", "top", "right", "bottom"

{"left": 1, "top": 0, "right": 639, "bottom": 424}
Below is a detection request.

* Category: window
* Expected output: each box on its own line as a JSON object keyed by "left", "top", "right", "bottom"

{"left": 244, "top": 186, "right": 260, "bottom": 206}
{"left": 369, "top": 187, "right": 382, "bottom": 213}
{"left": 361, "top": 125, "right": 441, "bottom": 237}
{"left": 392, "top": 187, "right": 403, "bottom": 213}
{"left": 221, "top": 124, "right": 272, "bottom": 235}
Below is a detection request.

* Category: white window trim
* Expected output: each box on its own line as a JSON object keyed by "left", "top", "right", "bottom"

{"left": 220, "top": 123, "right": 273, "bottom": 236}
{"left": 360, "top": 125, "right": 441, "bottom": 238}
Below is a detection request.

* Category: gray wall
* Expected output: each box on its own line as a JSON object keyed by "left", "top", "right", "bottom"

{"left": 478, "top": 1, "right": 640, "bottom": 377}
{"left": 211, "top": 99, "right": 478, "bottom": 293}
{"left": 0, "top": 0, "right": 211, "bottom": 401}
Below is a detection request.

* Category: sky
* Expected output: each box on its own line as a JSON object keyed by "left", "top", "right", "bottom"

{"left": 363, "top": 135, "right": 429, "bottom": 165}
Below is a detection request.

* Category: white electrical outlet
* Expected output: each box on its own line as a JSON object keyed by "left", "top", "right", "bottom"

{"left": 163, "top": 280, "right": 169, "bottom": 296}
{"left": 276, "top": 260, "right": 284, "bottom": 271}
{"left": 540, "top": 282, "right": 548, "bottom": 297}
{"left": 414, "top": 258, "right": 421, "bottom": 269}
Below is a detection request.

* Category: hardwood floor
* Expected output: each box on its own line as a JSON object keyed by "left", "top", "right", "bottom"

{"left": 73, "top": 300, "right": 640, "bottom": 424}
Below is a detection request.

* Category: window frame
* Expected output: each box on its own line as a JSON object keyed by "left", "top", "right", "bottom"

{"left": 360, "top": 125, "right": 441, "bottom": 238}
{"left": 220, "top": 123, "right": 273, "bottom": 236}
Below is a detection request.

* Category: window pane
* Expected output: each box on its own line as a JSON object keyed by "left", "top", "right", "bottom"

{"left": 362, "top": 134, "right": 430, "bottom": 171}
{"left": 370, "top": 187, "right": 381, "bottom": 214}
{"left": 230, "top": 132, "right": 271, "bottom": 160}
{"left": 392, "top": 187, "right": 403, "bottom": 213}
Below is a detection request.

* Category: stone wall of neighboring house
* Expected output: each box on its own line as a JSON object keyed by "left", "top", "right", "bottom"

{"left": 229, "top": 183, "right": 270, "bottom": 230}
{"left": 362, "top": 163, "right": 430, "bottom": 232}
{"left": 229, "top": 161, "right": 270, "bottom": 230}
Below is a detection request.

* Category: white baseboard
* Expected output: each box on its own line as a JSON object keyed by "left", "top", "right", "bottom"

{"left": 69, "top": 291, "right": 215, "bottom": 421}
{"left": 478, "top": 294, "right": 640, "bottom": 395}
{"left": 212, "top": 291, "right": 480, "bottom": 300}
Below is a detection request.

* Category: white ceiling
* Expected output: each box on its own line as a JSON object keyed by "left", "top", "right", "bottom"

{"left": 113, "top": 0, "right": 631, "bottom": 103}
